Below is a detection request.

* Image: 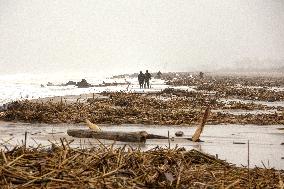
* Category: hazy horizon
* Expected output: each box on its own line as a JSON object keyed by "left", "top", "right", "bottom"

{"left": 1, "top": 0, "right": 284, "bottom": 76}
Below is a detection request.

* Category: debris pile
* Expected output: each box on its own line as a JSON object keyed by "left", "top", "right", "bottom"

{"left": 76, "top": 79, "right": 93, "bottom": 88}
{"left": 165, "top": 74, "right": 284, "bottom": 101}
{"left": 0, "top": 145, "right": 283, "bottom": 188}
{"left": 164, "top": 73, "right": 284, "bottom": 88}
{"left": 1, "top": 92, "right": 283, "bottom": 125}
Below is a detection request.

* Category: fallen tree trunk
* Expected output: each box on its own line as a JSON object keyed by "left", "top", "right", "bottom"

{"left": 146, "top": 134, "right": 168, "bottom": 139}
{"left": 67, "top": 129, "right": 167, "bottom": 142}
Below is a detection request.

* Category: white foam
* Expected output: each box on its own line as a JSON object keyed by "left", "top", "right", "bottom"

{"left": 0, "top": 73, "right": 194, "bottom": 105}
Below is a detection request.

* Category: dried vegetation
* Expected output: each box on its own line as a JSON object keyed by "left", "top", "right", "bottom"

{"left": 0, "top": 74, "right": 283, "bottom": 125}
{"left": 165, "top": 73, "right": 284, "bottom": 101}
{"left": 1, "top": 143, "right": 283, "bottom": 188}
{"left": 1, "top": 91, "right": 283, "bottom": 125}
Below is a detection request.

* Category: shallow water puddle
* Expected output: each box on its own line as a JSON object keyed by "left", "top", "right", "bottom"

{"left": 0, "top": 122, "right": 283, "bottom": 170}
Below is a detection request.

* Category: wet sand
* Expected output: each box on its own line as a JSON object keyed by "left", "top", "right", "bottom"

{"left": 30, "top": 93, "right": 109, "bottom": 104}
{"left": 1, "top": 121, "right": 283, "bottom": 170}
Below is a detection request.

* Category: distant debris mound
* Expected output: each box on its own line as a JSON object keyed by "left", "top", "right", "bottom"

{"left": 44, "top": 79, "right": 93, "bottom": 88}
{"left": 162, "top": 88, "right": 176, "bottom": 94}
{"left": 66, "top": 81, "right": 77, "bottom": 86}
{"left": 47, "top": 82, "right": 54, "bottom": 86}
{"left": 65, "top": 79, "right": 93, "bottom": 88}
{"left": 76, "top": 79, "right": 93, "bottom": 88}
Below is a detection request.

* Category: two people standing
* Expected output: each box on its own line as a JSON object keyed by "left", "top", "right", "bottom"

{"left": 138, "top": 70, "right": 152, "bottom": 89}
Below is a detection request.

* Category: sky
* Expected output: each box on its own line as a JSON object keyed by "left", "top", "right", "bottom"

{"left": 0, "top": 0, "right": 284, "bottom": 76}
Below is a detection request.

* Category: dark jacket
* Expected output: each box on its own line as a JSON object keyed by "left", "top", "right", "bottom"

{"left": 145, "top": 72, "right": 151, "bottom": 81}
{"left": 138, "top": 73, "right": 145, "bottom": 83}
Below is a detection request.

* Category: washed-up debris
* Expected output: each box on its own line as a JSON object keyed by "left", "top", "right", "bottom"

{"left": 222, "top": 101, "right": 272, "bottom": 110}
{"left": 68, "top": 110, "right": 209, "bottom": 142}
{"left": 46, "top": 82, "right": 54, "bottom": 86}
{"left": 165, "top": 73, "right": 284, "bottom": 101}
{"left": 164, "top": 72, "right": 284, "bottom": 87}
{"left": 233, "top": 141, "right": 246, "bottom": 145}
{"left": 0, "top": 94, "right": 203, "bottom": 125}
{"left": 191, "top": 107, "right": 210, "bottom": 142}
{"left": 1, "top": 92, "right": 283, "bottom": 125}
{"left": 0, "top": 143, "right": 283, "bottom": 188}
{"left": 67, "top": 130, "right": 149, "bottom": 142}
{"left": 85, "top": 119, "right": 101, "bottom": 131}
{"left": 76, "top": 79, "right": 93, "bottom": 88}
{"left": 65, "top": 81, "right": 77, "bottom": 85}
{"left": 211, "top": 112, "right": 284, "bottom": 125}
{"left": 1, "top": 74, "right": 283, "bottom": 125}
{"left": 68, "top": 118, "right": 169, "bottom": 142}
{"left": 175, "top": 131, "right": 184, "bottom": 137}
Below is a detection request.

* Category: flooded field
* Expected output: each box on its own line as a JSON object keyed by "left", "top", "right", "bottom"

{"left": 1, "top": 121, "right": 283, "bottom": 170}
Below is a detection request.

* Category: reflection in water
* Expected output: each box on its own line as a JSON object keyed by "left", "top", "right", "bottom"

{"left": 192, "top": 143, "right": 202, "bottom": 152}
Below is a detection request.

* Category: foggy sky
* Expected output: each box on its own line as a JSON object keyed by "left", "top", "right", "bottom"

{"left": 0, "top": 0, "right": 284, "bottom": 75}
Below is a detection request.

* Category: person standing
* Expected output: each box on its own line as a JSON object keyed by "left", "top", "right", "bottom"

{"left": 138, "top": 71, "right": 145, "bottom": 88}
{"left": 199, "top": 72, "right": 204, "bottom": 79}
{"left": 144, "top": 70, "right": 152, "bottom": 88}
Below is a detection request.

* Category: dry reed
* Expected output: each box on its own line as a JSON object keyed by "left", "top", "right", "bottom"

{"left": 1, "top": 141, "right": 283, "bottom": 188}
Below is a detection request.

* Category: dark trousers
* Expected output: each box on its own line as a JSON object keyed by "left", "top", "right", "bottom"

{"left": 144, "top": 80, "right": 150, "bottom": 88}
{"left": 139, "top": 82, "right": 144, "bottom": 88}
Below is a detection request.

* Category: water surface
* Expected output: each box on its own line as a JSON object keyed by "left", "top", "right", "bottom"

{"left": 0, "top": 122, "right": 283, "bottom": 170}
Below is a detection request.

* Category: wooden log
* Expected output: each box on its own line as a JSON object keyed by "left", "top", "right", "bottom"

{"left": 146, "top": 134, "right": 168, "bottom": 139}
{"left": 67, "top": 129, "right": 149, "bottom": 142}
{"left": 67, "top": 129, "right": 169, "bottom": 142}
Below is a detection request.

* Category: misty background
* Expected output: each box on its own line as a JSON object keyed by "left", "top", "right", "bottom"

{"left": 0, "top": 0, "right": 284, "bottom": 77}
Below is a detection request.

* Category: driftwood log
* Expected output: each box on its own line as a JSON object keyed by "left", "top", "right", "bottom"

{"left": 67, "top": 130, "right": 168, "bottom": 143}
{"left": 191, "top": 106, "right": 210, "bottom": 142}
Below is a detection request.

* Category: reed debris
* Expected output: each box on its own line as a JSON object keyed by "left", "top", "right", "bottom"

{"left": 0, "top": 143, "right": 283, "bottom": 188}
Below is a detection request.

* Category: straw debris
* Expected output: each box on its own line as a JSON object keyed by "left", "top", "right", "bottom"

{"left": 0, "top": 144, "right": 283, "bottom": 188}
{"left": 1, "top": 92, "right": 283, "bottom": 125}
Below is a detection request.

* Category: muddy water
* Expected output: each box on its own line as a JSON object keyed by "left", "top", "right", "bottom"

{"left": 0, "top": 122, "right": 283, "bottom": 170}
